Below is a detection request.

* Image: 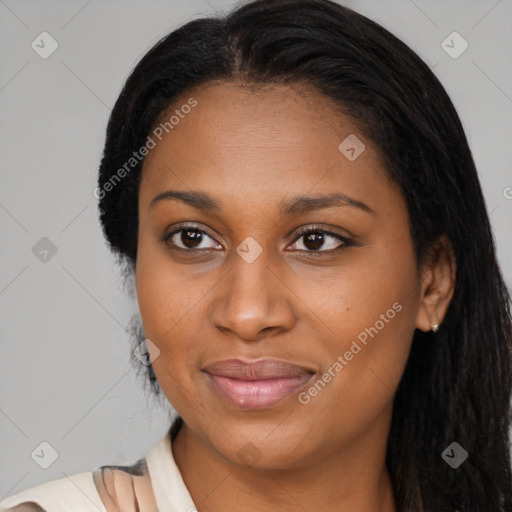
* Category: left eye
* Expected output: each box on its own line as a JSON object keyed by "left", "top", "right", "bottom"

{"left": 289, "top": 230, "right": 348, "bottom": 252}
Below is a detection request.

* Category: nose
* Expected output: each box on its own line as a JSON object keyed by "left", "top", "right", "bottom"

{"left": 210, "top": 247, "right": 296, "bottom": 342}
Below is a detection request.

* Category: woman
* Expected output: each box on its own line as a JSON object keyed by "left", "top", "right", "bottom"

{"left": 2, "top": 0, "right": 511, "bottom": 510}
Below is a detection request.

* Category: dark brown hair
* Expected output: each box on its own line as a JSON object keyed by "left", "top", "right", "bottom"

{"left": 97, "top": 1, "right": 512, "bottom": 510}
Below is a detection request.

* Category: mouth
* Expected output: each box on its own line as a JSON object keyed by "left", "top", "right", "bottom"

{"left": 202, "top": 358, "right": 315, "bottom": 410}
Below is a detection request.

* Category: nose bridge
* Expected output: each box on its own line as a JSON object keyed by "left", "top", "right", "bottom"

{"left": 231, "top": 245, "right": 270, "bottom": 299}
{"left": 210, "top": 241, "right": 294, "bottom": 340}
{"left": 227, "top": 245, "right": 274, "bottom": 316}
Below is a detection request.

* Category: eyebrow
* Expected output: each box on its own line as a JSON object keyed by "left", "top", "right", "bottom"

{"left": 149, "top": 190, "right": 375, "bottom": 215}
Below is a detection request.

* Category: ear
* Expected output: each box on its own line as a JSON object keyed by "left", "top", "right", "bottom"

{"left": 415, "top": 235, "right": 456, "bottom": 333}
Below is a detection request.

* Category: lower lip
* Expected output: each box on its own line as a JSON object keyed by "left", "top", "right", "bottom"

{"left": 205, "top": 372, "right": 313, "bottom": 409}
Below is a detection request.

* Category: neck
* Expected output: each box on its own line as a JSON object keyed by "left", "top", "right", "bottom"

{"left": 172, "top": 409, "right": 397, "bottom": 512}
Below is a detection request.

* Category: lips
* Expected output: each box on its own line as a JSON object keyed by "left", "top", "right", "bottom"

{"left": 203, "top": 358, "right": 313, "bottom": 380}
{"left": 203, "top": 358, "right": 314, "bottom": 409}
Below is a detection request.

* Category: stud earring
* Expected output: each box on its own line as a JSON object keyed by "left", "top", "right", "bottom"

{"left": 431, "top": 311, "right": 440, "bottom": 333}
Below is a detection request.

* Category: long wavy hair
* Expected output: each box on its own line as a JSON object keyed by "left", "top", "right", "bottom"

{"left": 97, "top": 0, "right": 512, "bottom": 510}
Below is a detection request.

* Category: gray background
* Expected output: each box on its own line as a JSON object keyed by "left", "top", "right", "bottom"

{"left": 1, "top": 0, "right": 511, "bottom": 498}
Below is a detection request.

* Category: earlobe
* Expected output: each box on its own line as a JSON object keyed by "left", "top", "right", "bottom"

{"left": 415, "top": 289, "right": 442, "bottom": 334}
{"left": 415, "top": 235, "right": 456, "bottom": 334}
{"left": 430, "top": 310, "right": 440, "bottom": 333}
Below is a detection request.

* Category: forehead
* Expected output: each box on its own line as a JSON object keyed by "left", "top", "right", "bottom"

{"left": 139, "top": 81, "right": 401, "bottom": 217}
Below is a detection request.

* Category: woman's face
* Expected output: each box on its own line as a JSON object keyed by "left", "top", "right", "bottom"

{"left": 136, "top": 81, "right": 425, "bottom": 468}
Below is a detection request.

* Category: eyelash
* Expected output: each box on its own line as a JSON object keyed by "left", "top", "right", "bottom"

{"left": 292, "top": 225, "right": 353, "bottom": 254}
{"left": 162, "top": 223, "right": 353, "bottom": 255}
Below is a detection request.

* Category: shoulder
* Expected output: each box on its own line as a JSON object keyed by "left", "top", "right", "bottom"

{"left": 0, "top": 458, "right": 157, "bottom": 512}
{"left": 92, "top": 457, "right": 157, "bottom": 511}
{"left": 0, "top": 472, "right": 104, "bottom": 512}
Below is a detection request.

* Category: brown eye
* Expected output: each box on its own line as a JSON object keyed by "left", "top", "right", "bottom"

{"left": 289, "top": 228, "right": 352, "bottom": 253}
{"left": 164, "top": 227, "right": 221, "bottom": 251}
{"left": 179, "top": 229, "right": 204, "bottom": 248}
{"left": 303, "top": 232, "right": 325, "bottom": 250}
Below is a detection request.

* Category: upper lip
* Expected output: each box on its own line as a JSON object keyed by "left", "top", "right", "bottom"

{"left": 203, "top": 358, "right": 313, "bottom": 380}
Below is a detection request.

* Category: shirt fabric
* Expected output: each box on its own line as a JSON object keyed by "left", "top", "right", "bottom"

{"left": 0, "top": 417, "right": 197, "bottom": 512}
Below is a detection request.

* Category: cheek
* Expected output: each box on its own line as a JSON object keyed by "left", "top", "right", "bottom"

{"left": 134, "top": 245, "right": 215, "bottom": 389}
{"left": 295, "top": 304, "right": 414, "bottom": 448}
{"left": 298, "top": 245, "right": 419, "bottom": 412}
{"left": 135, "top": 262, "right": 197, "bottom": 409}
{"left": 135, "top": 231, "right": 204, "bottom": 334}
{"left": 303, "top": 241, "right": 418, "bottom": 346}
{"left": 136, "top": 266, "right": 196, "bottom": 352}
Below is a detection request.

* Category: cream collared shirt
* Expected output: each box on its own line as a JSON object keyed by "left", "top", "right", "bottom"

{"left": 0, "top": 418, "right": 196, "bottom": 512}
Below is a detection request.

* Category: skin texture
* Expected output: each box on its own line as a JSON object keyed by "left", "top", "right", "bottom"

{"left": 135, "top": 81, "right": 456, "bottom": 512}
